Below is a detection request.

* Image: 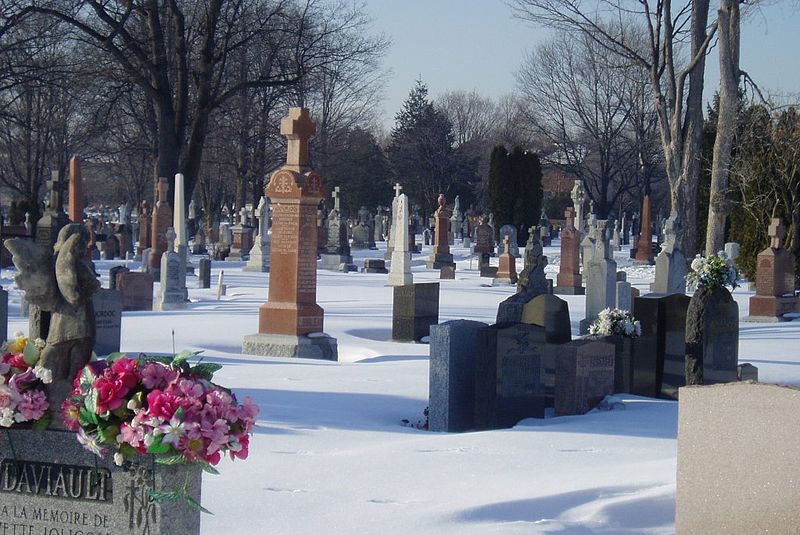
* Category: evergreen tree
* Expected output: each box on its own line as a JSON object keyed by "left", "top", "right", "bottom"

{"left": 387, "top": 81, "right": 457, "bottom": 214}
{"left": 487, "top": 145, "right": 512, "bottom": 234}
{"left": 512, "top": 148, "right": 543, "bottom": 234}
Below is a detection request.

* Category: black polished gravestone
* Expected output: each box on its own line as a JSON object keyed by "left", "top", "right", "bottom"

{"left": 686, "top": 286, "right": 739, "bottom": 386}
{"left": 519, "top": 294, "right": 571, "bottom": 344}
{"left": 428, "top": 320, "right": 488, "bottom": 432}
{"left": 474, "top": 323, "right": 553, "bottom": 430}
{"left": 633, "top": 292, "right": 690, "bottom": 399}
{"left": 392, "top": 283, "right": 439, "bottom": 342}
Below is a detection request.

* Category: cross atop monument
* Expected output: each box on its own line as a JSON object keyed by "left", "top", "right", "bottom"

{"left": 503, "top": 235, "right": 511, "bottom": 254}
{"left": 332, "top": 186, "right": 340, "bottom": 212}
{"left": 564, "top": 207, "right": 575, "bottom": 227}
{"left": 280, "top": 107, "right": 316, "bottom": 168}
{"left": 47, "top": 170, "right": 67, "bottom": 213}
{"left": 156, "top": 177, "right": 169, "bottom": 206}
{"left": 393, "top": 183, "right": 402, "bottom": 198}
{"left": 166, "top": 227, "right": 176, "bottom": 251}
{"left": 769, "top": 218, "right": 785, "bottom": 249}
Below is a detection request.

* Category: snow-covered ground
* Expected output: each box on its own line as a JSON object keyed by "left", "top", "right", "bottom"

{"left": 4, "top": 240, "right": 799, "bottom": 534}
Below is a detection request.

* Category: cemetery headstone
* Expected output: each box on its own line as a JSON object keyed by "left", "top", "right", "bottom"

{"left": 474, "top": 323, "right": 553, "bottom": 430}
{"left": 321, "top": 187, "right": 356, "bottom": 272}
{"left": 685, "top": 284, "right": 739, "bottom": 386}
{"left": 36, "top": 171, "right": 69, "bottom": 249}
{"left": 634, "top": 194, "right": 654, "bottom": 264}
{"left": 426, "top": 194, "right": 455, "bottom": 270}
{"left": 724, "top": 241, "right": 740, "bottom": 264}
{"left": 216, "top": 270, "right": 226, "bottom": 299}
{"left": 154, "top": 228, "right": 187, "bottom": 311}
{"left": 68, "top": 155, "right": 84, "bottom": 223}
{"left": 570, "top": 179, "right": 586, "bottom": 234}
{"left": 555, "top": 207, "right": 584, "bottom": 295}
{"left": 149, "top": 177, "right": 173, "bottom": 270}
{"left": 650, "top": 211, "right": 687, "bottom": 294}
{"left": 580, "top": 220, "right": 617, "bottom": 333}
{"left": 496, "top": 224, "right": 518, "bottom": 256}
{"left": 136, "top": 200, "right": 151, "bottom": 259}
{"left": 244, "top": 196, "right": 271, "bottom": 272}
{"left": 109, "top": 265, "right": 130, "bottom": 290}
{"left": 516, "top": 226, "right": 549, "bottom": 295}
{"left": 745, "top": 218, "right": 799, "bottom": 321}
{"left": 392, "top": 282, "right": 439, "bottom": 342}
{"left": 362, "top": 259, "right": 388, "bottom": 274}
{"left": 117, "top": 272, "right": 154, "bottom": 311}
{"left": 555, "top": 339, "right": 615, "bottom": 416}
{"left": 493, "top": 236, "right": 518, "bottom": 285}
{"left": 92, "top": 288, "right": 122, "bottom": 356}
{"left": 386, "top": 194, "right": 414, "bottom": 287}
{"left": 616, "top": 280, "right": 632, "bottom": 311}
{"left": 428, "top": 320, "right": 488, "bottom": 432}
{"left": 350, "top": 222, "right": 370, "bottom": 249}
{"left": 242, "top": 107, "right": 338, "bottom": 360}
{"left": 198, "top": 257, "right": 211, "bottom": 288}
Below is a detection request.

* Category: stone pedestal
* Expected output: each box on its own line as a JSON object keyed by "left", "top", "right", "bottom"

{"left": 242, "top": 333, "right": 338, "bottom": 360}
{"left": 226, "top": 225, "right": 254, "bottom": 261}
{"left": 242, "top": 108, "right": 337, "bottom": 360}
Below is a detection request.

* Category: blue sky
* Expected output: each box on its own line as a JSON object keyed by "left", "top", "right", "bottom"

{"left": 364, "top": 0, "right": 800, "bottom": 131}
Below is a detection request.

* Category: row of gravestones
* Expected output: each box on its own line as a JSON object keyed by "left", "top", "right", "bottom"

{"left": 428, "top": 287, "right": 751, "bottom": 432}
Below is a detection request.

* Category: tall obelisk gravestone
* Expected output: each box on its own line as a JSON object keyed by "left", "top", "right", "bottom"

{"left": 68, "top": 156, "right": 84, "bottom": 223}
{"left": 242, "top": 108, "right": 337, "bottom": 360}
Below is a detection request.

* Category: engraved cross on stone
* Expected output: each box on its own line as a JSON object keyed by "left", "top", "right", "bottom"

{"left": 393, "top": 183, "right": 402, "bottom": 198}
{"left": 332, "top": 186, "right": 341, "bottom": 213}
{"left": 166, "top": 227, "right": 176, "bottom": 252}
{"left": 769, "top": 218, "right": 785, "bottom": 249}
{"left": 280, "top": 108, "right": 316, "bottom": 167}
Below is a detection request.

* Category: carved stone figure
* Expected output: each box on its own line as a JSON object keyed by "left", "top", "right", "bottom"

{"left": 5, "top": 224, "right": 100, "bottom": 427}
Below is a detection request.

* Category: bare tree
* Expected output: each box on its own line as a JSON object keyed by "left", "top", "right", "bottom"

{"left": 510, "top": 0, "right": 716, "bottom": 254}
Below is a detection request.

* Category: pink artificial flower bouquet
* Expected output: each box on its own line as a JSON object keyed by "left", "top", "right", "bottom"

{"left": 61, "top": 351, "right": 258, "bottom": 470}
{"left": 0, "top": 333, "right": 52, "bottom": 429}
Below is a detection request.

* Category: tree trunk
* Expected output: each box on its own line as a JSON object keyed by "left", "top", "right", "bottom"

{"left": 705, "top": 0, "right": 740, "bottom": 257}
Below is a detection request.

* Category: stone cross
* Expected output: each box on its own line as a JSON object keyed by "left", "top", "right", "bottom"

{"left": 769, "top": 218, "right": 785, "bottom": 249}
{"left": 239, "top": 207, "right": 247, "bottom": 226}
{"left": 280, "top": 107, "right": 316, "bottom": 168}
{"left": 662, "top": 212, "right": 679, "bottom": 254}
{"left": 503, "top": 235, "right": 511, "bottom": 255}
{"left": 565, "top": 207, "right": 575, "bottom": 227}
{"left": 332, "top": 186, "right": 341, "bottom": 213}
{"left": 393, "top": 183, "right": 403, "bottom": 198}
{"left": 570, "top": 180, "right": 586, "bottom": 232}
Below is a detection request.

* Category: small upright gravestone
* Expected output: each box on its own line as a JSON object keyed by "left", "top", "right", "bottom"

{"left": 109, "top": 265, "right": 130, "bottom": 290}
{"left": 555, "top": 339, "right": 615, "bottom": 416}
{"left": 244, "top": 196, "right": 271, "bottom": 273}
{"left": 92, "top": 288, "right": 122, "bottom": 356}
{"left": 118, "top": 272, "right": 154, "bottom": 311}
{"left": 555, "top": 207, "right": 584, "bottom": 295}
{"left": 426, "top": 194, "right": 455, "bottom": 270}
{"left": 154, "top": 228, "right": 187, "bottom": 311}
{"left": 198, "top": 257, "right": 212, "bottom": 288}
{"left": 745, "top": 218, "right": 799, "bottom": 321}
{"left": 392, "top": 283, "right": 439, "bottom": 342}
{"left": 428, "top": 320, "right": 488, "bottom": 432}
{"left": 493, "top": 236, "right": 517, "bottom": 285}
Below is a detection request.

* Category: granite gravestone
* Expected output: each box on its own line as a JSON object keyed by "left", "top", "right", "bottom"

{"left": 92, "top": 288, "right": 122, "bottom": 356}
{"left": 493, "top": 236, "right": 518, "bottom": 285}
{"left": 68, "top": 155, "right": 84, "bottom": 223}
{"left": 242, "top": 108, "right": 338, "bottom": 361}
{"left": 243, "top": 196, "right": 270, "bottom": 273}
{"left": 321, "top": 187, "right": 356, "bottom": 272}
{"left": 634, "top": 194, "right": 654, "bottom": 264}
{"left": 0, "top": 429, "right": 201, "bottom": 535}
{"left": 519, "top": 294, "right": 571, "bottom": 344}
{"left": 650, "top": 212, "right": 687, "bottom": 294}
{"left": 350, "top": 222, "right": 370, "bottom": 250}
{"left": 198, "top": 258, "right": 211, "bottom": 289}
{"left": 554, "top": 207, "right": 584, "bottom": 295}
{"left": 117, "top": 272, "right": 154, "bottom": 311}
{"left": 580, "top": 220, "right": 617, "bottom": 334}
{"left": 746, "top": 218, "right": 798, "bottom": 321}
{"left": 496, "top": 225, "right": 518, "bottom": 256}
{"left": 428, "top": 320, "right": 488, "bottom": 432}
{"left": 36, "top": 171, "right": 69, "bottom": 249}
{"left": 392, "top": 283, "right": 439, "bottom": 342}
{"left": 154, "top": 229, "right": 186, "bottom": 311}
{"left": 426, "top": 194, "right": 455, "bottom": 270}
{"left": 109, "top": 265, "right": 130, "bottom": 291}
{"left": 570, "top": 180, "right": 586, "bottom": 234}
{"left": 387, "top": 193, "right": 413, "bottom": 286}
{"left": 149, "top": 177, "right": 173, "bottom": 271}
{"left": 362, "top": 259, "right": 388, "bottom": 274}
{"left": 633, "top": 293, "right": 690, "bottom": 398}
{"left": 686, "top": 286, "right": 739, "bottom": 386}
{"left": 555, "top": 339, "right": 615, "bottom": 416}
{"left": 474, "top": 323, "right": 553, "bottom": 430}
{"left": 473, "top": 218, "right": 494, "bottom": 256}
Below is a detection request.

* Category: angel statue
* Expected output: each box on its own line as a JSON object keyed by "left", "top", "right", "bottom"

{"left": 5, "top": 223, "right": 100, "bottom": 428}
